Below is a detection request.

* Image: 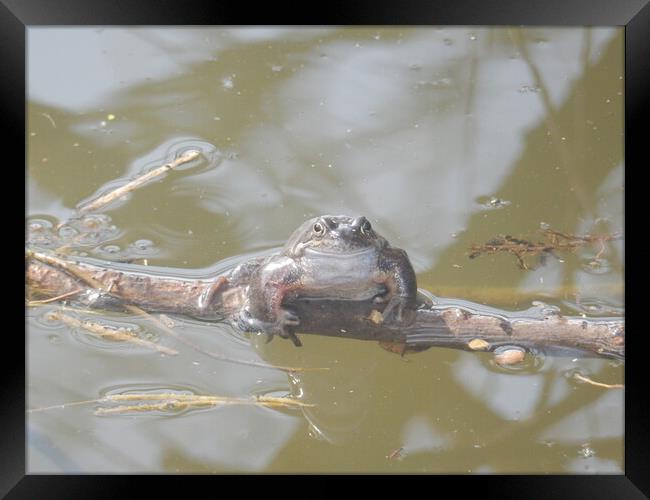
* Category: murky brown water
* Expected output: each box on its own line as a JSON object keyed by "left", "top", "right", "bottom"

{"left": 27, "top": 27, "right": 624, "bottom": 473}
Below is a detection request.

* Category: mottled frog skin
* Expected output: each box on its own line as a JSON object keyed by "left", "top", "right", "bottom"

{"left": 237, "top": 215, "right": 417, "bottom": 346}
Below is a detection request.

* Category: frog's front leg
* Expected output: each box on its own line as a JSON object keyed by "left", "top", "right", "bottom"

{"left": 245, "top": 257, "right": 304, "bottom": 347}
{"left": 374, "top": 247, "right": 417, "bottom": 325}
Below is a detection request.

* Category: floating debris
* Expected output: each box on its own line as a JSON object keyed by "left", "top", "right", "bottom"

{"left": 78, "top": 149, "right": 201, "bottom": 214}
{"left": 494, "top": 348, "right": 526, "bottom": 366}
{"left": 386, "top": 447, "right": 405, "bottom": 460}
{"left": 573, "top": 373, "right": 623, "bottom": 389}
{"left": 468, "top": 227, "right": 622, "bottom": 270}
{"left": 28, "top": 391, "right": 315, "bottom": 415}
{"left": 95, "top": 392, "right": 314, "bottom": 415}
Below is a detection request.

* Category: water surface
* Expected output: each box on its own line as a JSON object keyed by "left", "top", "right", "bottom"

{"left": 27, "top": 27, "right": 624, "bottom": 473}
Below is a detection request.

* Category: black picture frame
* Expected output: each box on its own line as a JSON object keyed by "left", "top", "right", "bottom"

{"left": 7, "top": 0, "right": 648, "bottom": 496}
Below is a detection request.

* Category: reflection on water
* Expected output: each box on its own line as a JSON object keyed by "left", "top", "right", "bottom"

{"left": 27, "top": 27, "right": 623, "bottom": 473}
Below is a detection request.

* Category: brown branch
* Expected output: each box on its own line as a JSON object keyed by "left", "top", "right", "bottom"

{"left": 26, "top": 251, "right": 321, "bottom": 373}
{"left": 26, "top": 252, "right": 625, "bottom": 359}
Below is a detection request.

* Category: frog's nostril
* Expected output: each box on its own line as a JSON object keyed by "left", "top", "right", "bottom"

{"left": 324, "top": 217, "right": 338, "bottom": 229}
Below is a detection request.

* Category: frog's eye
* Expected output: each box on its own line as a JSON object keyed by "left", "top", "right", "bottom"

{"left": 313, "top": 222, "right": 324, "bottom": 235}
{"left": 360, "top": 220, "right": 372, "bottom": 233}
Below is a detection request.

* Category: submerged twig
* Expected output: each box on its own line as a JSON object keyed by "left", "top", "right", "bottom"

{"left": 468, "top": 228, "right": 622, "bottom": 270}
{"left": 120, "top": 301, "right": 326, "bottom": 373}
{"left": 46, "top": 310, "right": 178, "bottom": 355}
{"left": 26, "top": 392, "right": 315, "bottom": 415}
{"left": 78, "top": 149, "right": 200, "bottom": 213}
{"left": 573, "top": 373, "right": 623, "bottom": 389}
{"left": 27, "top": 288, "right": 84, "bottom": 305}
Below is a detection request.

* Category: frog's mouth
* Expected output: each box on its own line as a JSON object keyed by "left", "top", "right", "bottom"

{"left": 302, "top": 246, "right": 375, "bottom": 257}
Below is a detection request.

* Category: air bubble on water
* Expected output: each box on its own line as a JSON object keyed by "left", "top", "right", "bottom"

{"left": 476, "top": 196, "right": 511, "bottom": 210}
{"left": 580, "top": 257, "right": 610, "bottom": 275}
{"left": 36, "top": 310, "right": 65, "bottom": 329}
{"left": 102, "top": 245, "right": 121, "bottom": 254}
{"left": 58, "top": 226, "right": 78, "bottom": 239}
{"left": 488, "top": 197, "right": 509, "bottom": 208}
{"left": 130, "top": 239, "right": 156, "bottom": 256}
{"left": 563, "top": 298, "right": 622, "bottom": 317}
{"left": 135, "top": 239, "right": 152, "bottom": 250}
{"left": 48, "top": 334, "right": 62, "bottom": 345}
{"left": 82, "top": 214, "right": 110, "bottom": 228}
{"left": 28, "top": 219, "right": 53, "bottom": 231}
{"left": 578, "top": 443, "right": 595, "bottom": 458}
{"left": 222, "top": 76, "right": 234, "bottom": 90}
{"left": 531, "top": 301, "right": 561, "bottom": 316}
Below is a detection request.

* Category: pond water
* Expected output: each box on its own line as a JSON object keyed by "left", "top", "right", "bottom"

{"left": 26, "top": 27, "right": 624, "bottom": 473}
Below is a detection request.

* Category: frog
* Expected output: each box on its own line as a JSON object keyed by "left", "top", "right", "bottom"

{"left": 237, "top": 215, "right": 417, "bottom": 347}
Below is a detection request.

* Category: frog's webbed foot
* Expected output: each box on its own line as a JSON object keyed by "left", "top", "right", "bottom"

{"left": 236, "top": 307, "right": 302, "bottom": 347}
{"left": 377, "top": 295, "right": 416, "bottom": 326}
{"left": 272, "top": 309, "right": 302, "bottom": 347}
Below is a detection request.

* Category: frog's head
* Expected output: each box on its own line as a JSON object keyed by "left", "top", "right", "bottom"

{"left": 283, "top": 215, "right": 387, "bottom": 257}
